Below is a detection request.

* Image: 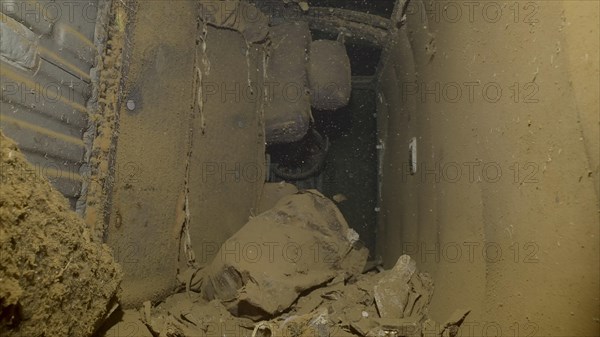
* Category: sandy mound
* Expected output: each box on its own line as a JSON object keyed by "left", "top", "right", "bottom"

{"left": 0, "top": 132, "right": 122, "bottom": 337}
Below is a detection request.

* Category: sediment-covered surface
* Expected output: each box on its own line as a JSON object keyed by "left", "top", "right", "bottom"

{"left": 0, "top": 133, "right": 122, "bottom": 337}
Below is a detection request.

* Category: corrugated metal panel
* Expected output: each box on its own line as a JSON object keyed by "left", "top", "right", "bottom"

{"left": 1, "top": 0, "right": 98, "bottom": 208}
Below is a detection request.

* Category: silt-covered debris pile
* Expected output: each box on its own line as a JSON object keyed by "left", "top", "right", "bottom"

{"left": 0, "top": 132, "right": 122, "bottom": 337}
{"left": 139, "top": 191, "right": 469, "bottom": 336}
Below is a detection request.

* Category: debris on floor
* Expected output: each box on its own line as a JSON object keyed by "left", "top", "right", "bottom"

{"left": 119, "top": 190, "right": 469, "bottom": 337}
{"left": 374, "top": 254, "right": 422, "bottom": 319}
{"left": 198, "top": 190, "right": 369, "bottom": 320}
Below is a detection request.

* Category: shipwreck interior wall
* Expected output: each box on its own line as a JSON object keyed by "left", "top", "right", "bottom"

{"left": 99, "top": 1, "right": 266, "bottom": 307}
{"left": 376, "top": 0, "right": 599, "bottom": 335}
{"left": 3, "top": 0, "right": 598, "bottom": 335}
